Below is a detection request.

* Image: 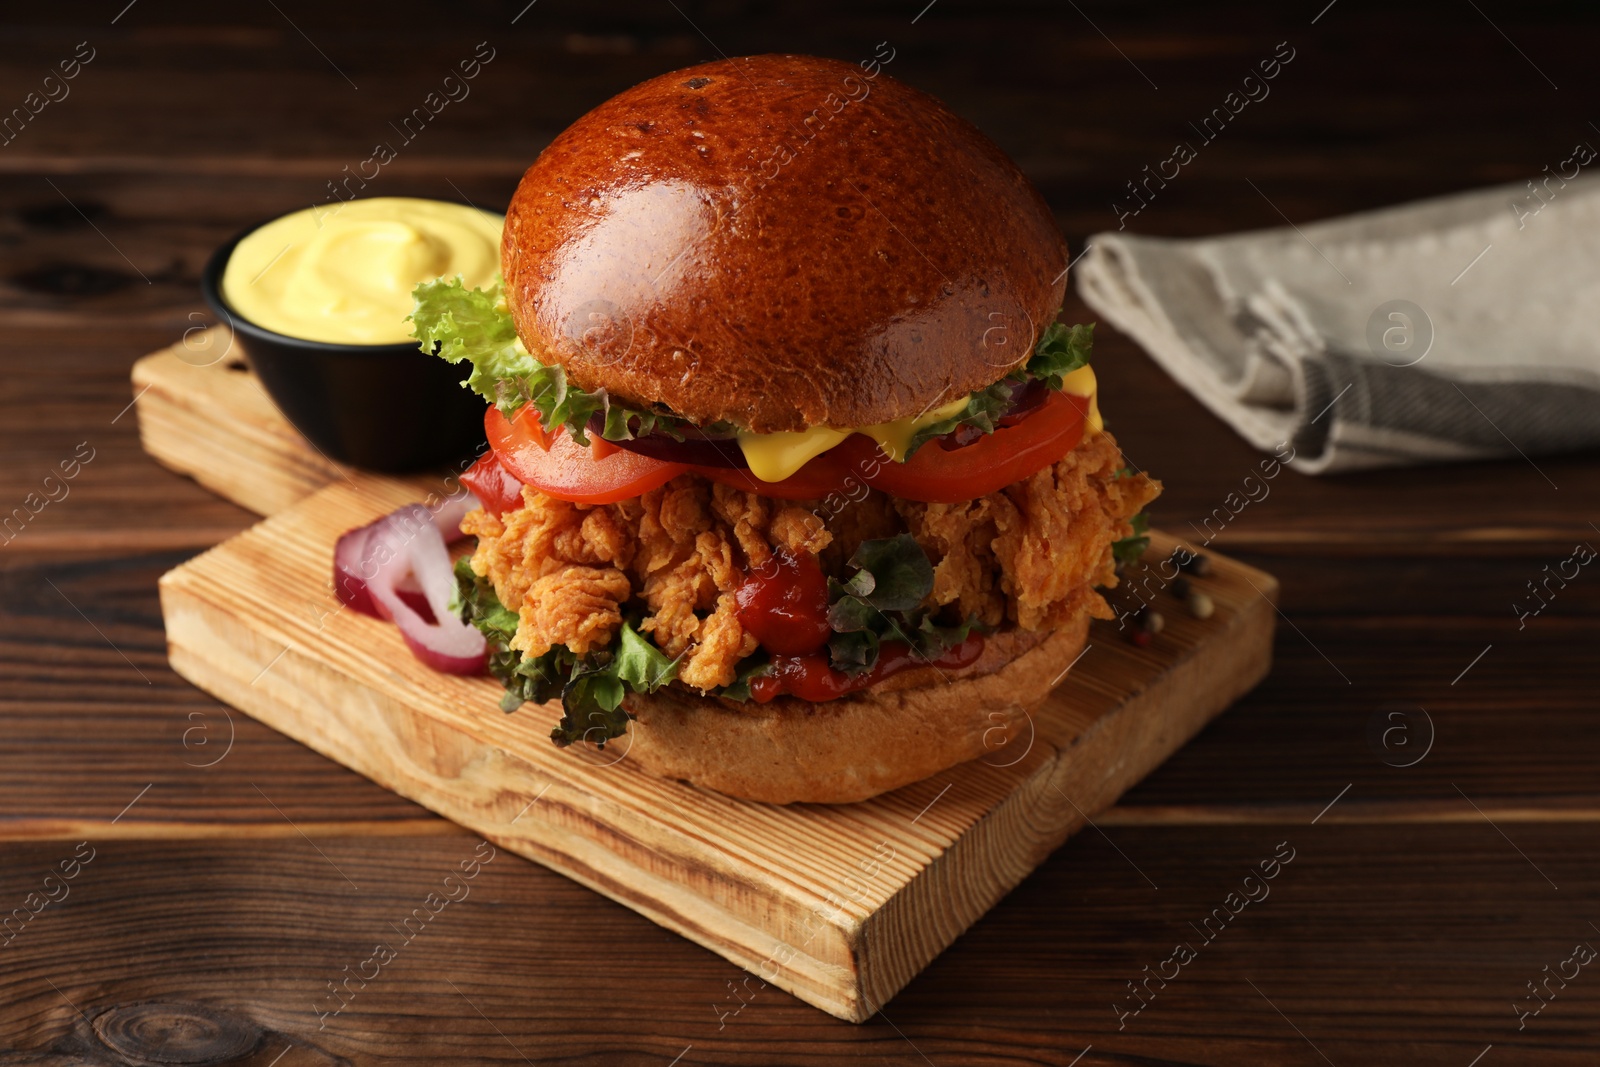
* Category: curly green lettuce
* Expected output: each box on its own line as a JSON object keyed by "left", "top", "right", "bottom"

{"left": 408, "top": 277, "right": 534, "bottom": 414}
{"left": 409, "top": 277, "right": 688, "bottom": 446}
{"left": 413, "top": 276, "right": 1097, "bottom": 457}
{"left": 1028, "top": 320, "right": 1096, "bottom": 389}
{"left": 452, "top": 557, "right": 678, "bottom": 746}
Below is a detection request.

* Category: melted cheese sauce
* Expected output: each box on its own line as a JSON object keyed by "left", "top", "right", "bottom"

{"left": 736, "top": 378, "right": 1101, "bottom": 484}
{"left": 1061, "top": 365, "right": 1103, "bottom": 433}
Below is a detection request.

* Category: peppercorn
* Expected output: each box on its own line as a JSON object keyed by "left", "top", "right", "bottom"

{"left": 1179, "top": 552, "right": 1212, "bottom": 577}
{"left": 1127, "top": 605, "right": 1164, "bottom": 644}
{"left": 1170, "top": 576, "right": 1192, "bottom": 600}
{"left": 1188, "top": 591, "right": 1215, "bottom": 620}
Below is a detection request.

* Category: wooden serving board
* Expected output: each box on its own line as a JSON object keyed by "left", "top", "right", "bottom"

{"left": 136, "top": 333, "right": 1277, "bottom": 1023}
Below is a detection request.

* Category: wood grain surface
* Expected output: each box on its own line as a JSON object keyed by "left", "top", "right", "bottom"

{"left": 132, "top": 338, "right": 346, "bottom": 515}
{"left": 2, "top": 1, "right": 1598, "bottom": 1063}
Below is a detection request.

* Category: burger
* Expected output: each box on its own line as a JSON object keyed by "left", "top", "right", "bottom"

{"left": 411, "top": 54, "right": 1160, "bottom": 804}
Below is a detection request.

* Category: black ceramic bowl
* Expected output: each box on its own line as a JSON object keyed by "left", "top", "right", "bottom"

{"left": 200, "top": 224, "right": 487, "bottom": 473}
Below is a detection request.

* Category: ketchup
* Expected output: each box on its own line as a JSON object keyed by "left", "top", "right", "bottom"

{"left": 734, "top": 549, "right": 831, "bottom": 655}
{"left": 459, "top": 450, "right": 526, "bottom": 518}
{"left": 748, "top": 632, "right": 985, "bottom": 703}
{"left": 734, "top": 548, "right": 988, "bottom": 702}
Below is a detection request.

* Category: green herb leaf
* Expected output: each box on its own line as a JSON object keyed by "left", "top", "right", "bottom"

{"left": 453, "top": 560, "right": 680, "bottom": 747}
{"left": 825, "top": 589, "right": 881, "bottom": 635}
{"left": 909, "top": 613, "right": 980, "bottom": 661}
{"left": 826, "top": 534, "right": 933, "bottom": 642}
{"left": 822, "top": 534, "right": 982, "bottom": 677}
{"left": 840, "top": 567, "right": 875, "bottom": 600}
{"left": 826, "top": 628, "right": 881, "bottom": 676}
{"left": 844, "top": 534, "right": 933, "bottom": 612}
{"left": 1112, "top": 511, "right": 1150, "bottom": 567}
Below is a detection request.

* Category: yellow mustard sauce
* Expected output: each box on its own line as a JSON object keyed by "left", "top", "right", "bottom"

{"left": 222, "top": 197, "right": 503, "bottom": 345}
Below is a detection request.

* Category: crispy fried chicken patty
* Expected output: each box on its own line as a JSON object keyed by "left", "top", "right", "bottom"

{"left": 461, "top": 429, "right": 1159, "bottom": 694}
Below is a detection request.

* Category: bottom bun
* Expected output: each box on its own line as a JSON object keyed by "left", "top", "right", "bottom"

{"left": 621, "top": 612, "right": 1092, "bottom": 805}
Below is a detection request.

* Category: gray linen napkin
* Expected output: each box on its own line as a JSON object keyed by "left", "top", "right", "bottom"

{"left": 1076, "top": 174, "right": 1600, "bottom": 473}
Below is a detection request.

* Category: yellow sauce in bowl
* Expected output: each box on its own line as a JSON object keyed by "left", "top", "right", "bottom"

{"left": 221, "top": 197, "right": 503, "bottom": 345}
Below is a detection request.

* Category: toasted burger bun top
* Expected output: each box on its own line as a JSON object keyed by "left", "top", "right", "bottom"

{"left": 501, "top": 54, "right": 1068, "bottom": 433}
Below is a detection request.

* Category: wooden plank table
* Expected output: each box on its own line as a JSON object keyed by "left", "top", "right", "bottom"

{"left": 2, "top": 2, "right": 1598, "bottom": 1063}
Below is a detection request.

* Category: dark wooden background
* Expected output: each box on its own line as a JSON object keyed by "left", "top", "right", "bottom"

{"left": 3, "top": 1, "right": 1598, "bottom": 1063}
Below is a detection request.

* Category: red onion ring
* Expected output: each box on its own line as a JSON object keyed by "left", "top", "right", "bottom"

{"left": 583, "top": 380, "right": 1053, "bottom": 464}
{"left": 333, "top": 493, "right": 488, "bottom": 675}
{"left": 939, "top": 379, "right": 1049, "bottom": 450}
{"left": 996, "top": 378, "right": 1050, "bottom": 426}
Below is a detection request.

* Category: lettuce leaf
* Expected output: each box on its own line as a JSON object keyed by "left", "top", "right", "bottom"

{"left": 414, "top": 277, "right": 1098, "bottom": 460}
{"left": 455, "top": 528, "right": 986, "bottom": 727}
{"left": 1027, "top": 321, "right": 1094, "bottom": 389}
{"left": 711, "top": 656, "right": 771, "bottom": 703}
{"left": 409, "top": 277, "right": 535, "bottom": 416}
{"left": 452, "top": 557, "right": 678, "bottom": 745}
{"left": 831, "top": 533, "right": 932, "bottom": 613}
{"left": 612, "top": 622, "right": 680, "bottom": 692}
{"left": 547, "top": 625, "right": 677, "bottom": 745}
{"left": 901, "top": 320, "right": 1096, "bottom": 459}
{"left": 825, "top": 535, "right": 983, "bottom": 676}
{"left": 1112, "top": 511, "right": 1150, "bottom": 567}
{"left": 411, "top": 276, "right": 696, "bottom": 446}
{"left": 902, "top": 382, "right": 1015, "bottom": 458}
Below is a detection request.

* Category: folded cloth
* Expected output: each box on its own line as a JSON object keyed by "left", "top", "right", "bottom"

{"left": 1076, "top": 174, "right": 1600, "bottom": 473}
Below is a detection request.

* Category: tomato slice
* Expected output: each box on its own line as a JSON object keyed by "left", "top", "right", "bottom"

{"left": 459, "top": 450, "right": 527, "bottom": 517}
{"left": 697, "top": 392, "right": 1086, "bottom": 503}
{"left": 854, "top": 391, "right": 1089, "bottom": 504}
{"left": 485, "top": 406, "right": 688, "bottom": 505}
{"left": 481, "top": 390, "right": 1087, "bottom": 507}
{"left": 693, "top": 447, "right": 860, "bottom": 501}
